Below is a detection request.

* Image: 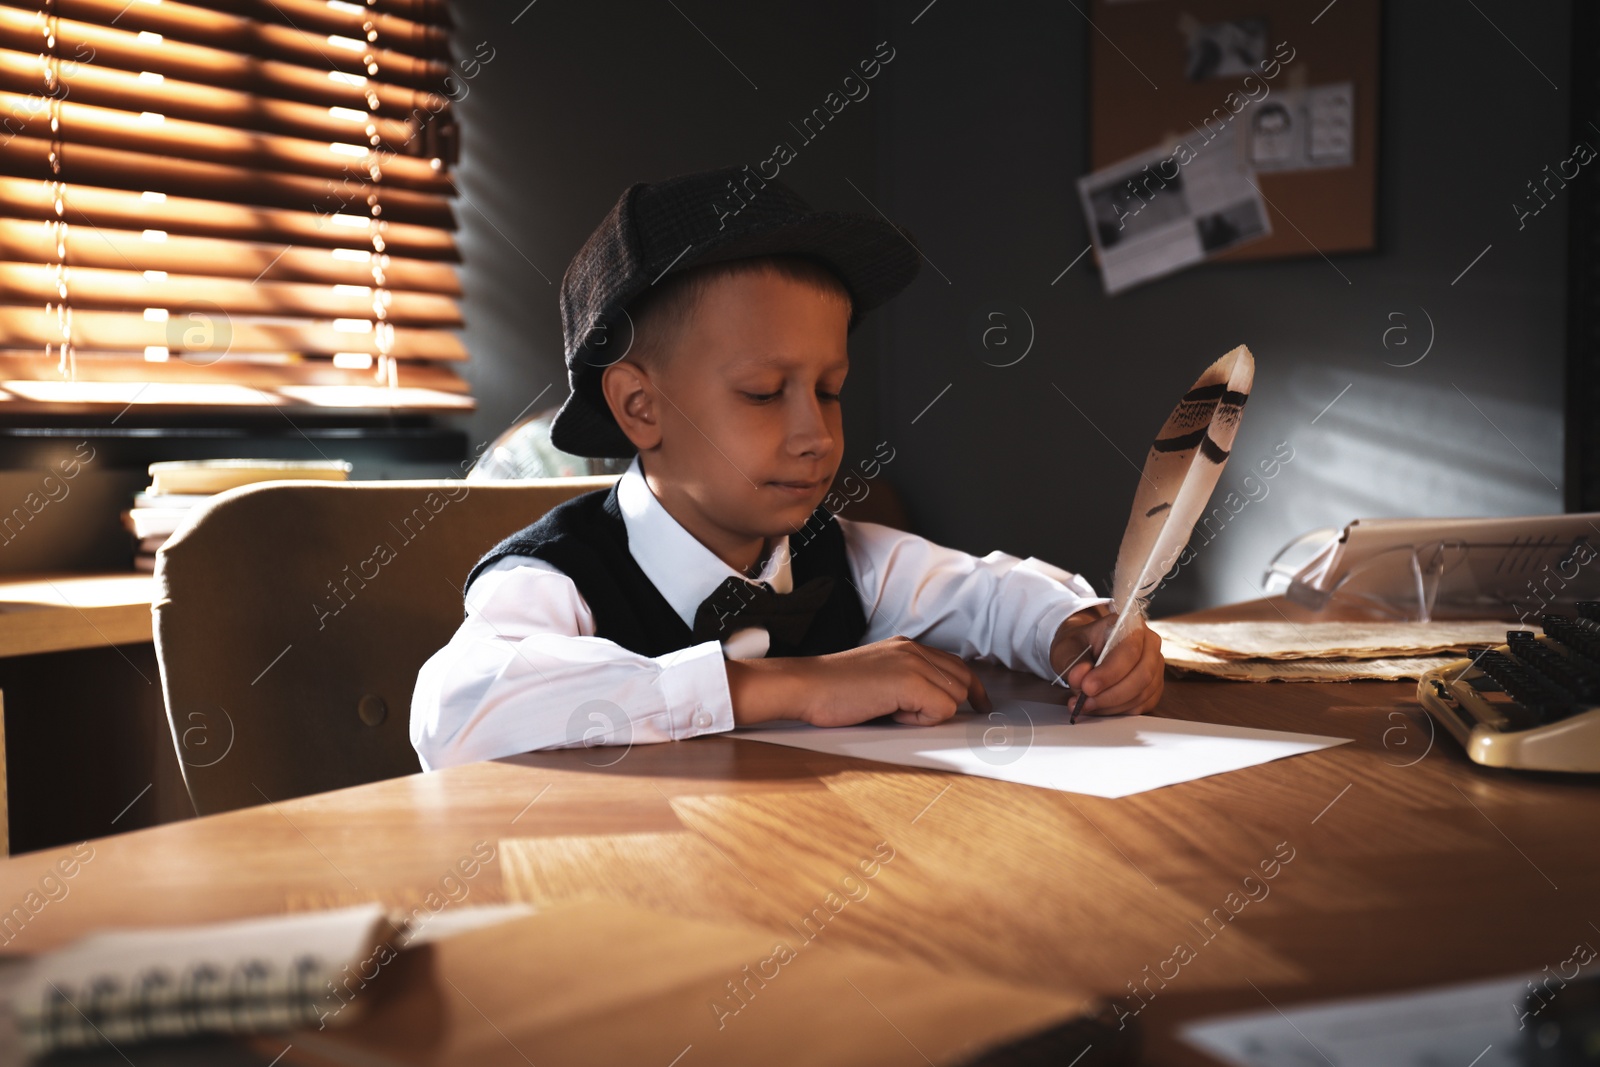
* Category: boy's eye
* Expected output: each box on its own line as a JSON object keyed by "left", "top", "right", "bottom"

{"left": 739, "top": 387, "right": 843, "bottom": 402}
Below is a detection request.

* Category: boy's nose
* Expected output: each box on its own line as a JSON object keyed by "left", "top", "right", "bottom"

{"left": 787, "top": 395, "right": 835, "bottom": 457}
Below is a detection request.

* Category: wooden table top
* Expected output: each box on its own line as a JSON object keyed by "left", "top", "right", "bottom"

{"left": 1, "top": 621, "right": 1595, "bottom": 1064}
{"left": 0, "top": 573, "right": 154, "bottom": 657}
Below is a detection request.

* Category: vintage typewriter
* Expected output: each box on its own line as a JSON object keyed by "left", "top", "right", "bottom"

{"left": 1417, "top": 603, "right": 1600, "bottom": 772}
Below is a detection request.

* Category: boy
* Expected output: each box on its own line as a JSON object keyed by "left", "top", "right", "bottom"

{"left": 410, "top": 166, "right": 1163, "bottom": 770}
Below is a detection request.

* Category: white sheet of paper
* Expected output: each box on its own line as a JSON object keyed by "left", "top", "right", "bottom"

{"left": 729, "top": 699, "right": 1349, "bottom": 798}
{"left": 1180, "top": 973, "right": 1534, "bottom": 1066}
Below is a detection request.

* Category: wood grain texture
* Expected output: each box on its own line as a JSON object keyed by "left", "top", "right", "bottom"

{"left": 0, "top": 573, "right": 154, "bottom": 658}
{"left": 276, "top": 902, "right": 1101, "bottom": 1067}
{"left": 0, "top": 608, "right": 1596, "bottom": 1064}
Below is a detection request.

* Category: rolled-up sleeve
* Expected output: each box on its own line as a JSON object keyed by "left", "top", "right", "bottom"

{"left": 841, "top": 519, "right": 1110, "bottom": 685}
{"left": 409, "top": 558, "right": 733, "bottom": 770}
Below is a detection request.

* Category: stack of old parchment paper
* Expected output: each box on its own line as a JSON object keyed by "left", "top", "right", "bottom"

{"left": 1148, "top": 620, "right": 1522, "bottom": 681}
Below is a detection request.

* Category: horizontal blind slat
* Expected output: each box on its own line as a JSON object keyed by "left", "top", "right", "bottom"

{"left": 216, "top": 0, "right": 457, "bottom": 30}
{"left": 0, "top": 264, "right": 463, "bottom": 325}
{"left": 111, "top": 0, "right": 457, "bottom": 52}
{"left": 0, "top": 180, "right": 460, "bottom": 262}
{"left": 0, "top": 353, "right": 473, "bottom": 411}
{"left": 0, "top": 91, "right": 452, "bottom": 192}
{"left": 1, "top": 135, "right": 458, "bottom": 228}
{"left": 0, "top": 381, "right": 474, "bottom": 413}
{"left": 0, "top": 48, "right": 420, "bottom": 150}
{"left": 0, "top": 8, "right": 453, "bottom": 117}
{"left": 27, "top": 0, "right": 456, "bottom": 90}
{"left": 0, "top": 351, "right": 469, "bottom": 390}
{"left": 0, "top": 307, "right": 466, "bottom": 360}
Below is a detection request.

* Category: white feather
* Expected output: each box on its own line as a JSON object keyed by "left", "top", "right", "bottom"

{"left": 1098, "top": 345, "right": 1256, "bottom": 660}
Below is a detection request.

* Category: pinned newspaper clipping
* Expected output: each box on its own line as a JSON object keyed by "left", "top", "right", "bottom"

{"left": 1077, "top": 122, "right": 1271, "bottom": 296}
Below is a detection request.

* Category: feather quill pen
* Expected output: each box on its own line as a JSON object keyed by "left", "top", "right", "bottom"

{"left": 1070, "top": 345, "right": 1256, "bottom": 721}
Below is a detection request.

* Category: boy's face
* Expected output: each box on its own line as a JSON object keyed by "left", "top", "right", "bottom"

{"left": 607, "top": 268, "right": 850, "bottom": 562}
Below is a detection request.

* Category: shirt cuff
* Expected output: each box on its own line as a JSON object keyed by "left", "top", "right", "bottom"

{"left": 656, "top": 639, "right": 736, "bottom": 739}
{"left": 1029, "top": 594, "right": 1114, "bottom": 686}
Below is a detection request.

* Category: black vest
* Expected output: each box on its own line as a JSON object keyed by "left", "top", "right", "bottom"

{"left": 465, "top": 482, "right": 868, "bottom": 659}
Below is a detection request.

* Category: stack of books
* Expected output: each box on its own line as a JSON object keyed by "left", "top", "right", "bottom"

{"left": 122, "top": 459, "right": 352, "bottom": 572}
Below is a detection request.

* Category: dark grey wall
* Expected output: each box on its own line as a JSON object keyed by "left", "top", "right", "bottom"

{"left": 869, "top": 0, "right": 1569, "bottom": 612}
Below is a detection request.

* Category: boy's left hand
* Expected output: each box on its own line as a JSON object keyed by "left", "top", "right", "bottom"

{"left": 1048, "top": 605, "right": 1164, "bottom": 717}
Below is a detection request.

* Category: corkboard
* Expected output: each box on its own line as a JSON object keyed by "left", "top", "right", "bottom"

{"left": 1087, "top": 0, "right": 1381, "bottom": 261}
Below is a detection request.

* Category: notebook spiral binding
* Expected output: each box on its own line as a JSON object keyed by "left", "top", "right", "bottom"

{"left": 20, "top": 954, "right": 332, "bottom": 1056}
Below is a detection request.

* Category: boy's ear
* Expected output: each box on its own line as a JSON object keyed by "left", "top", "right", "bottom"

{"left": 600, "top": 360, "right": 663, "bottom": 451}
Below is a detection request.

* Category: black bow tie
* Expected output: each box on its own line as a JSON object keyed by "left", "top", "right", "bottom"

{"left": 691, "top": 575, "right": 835, "bottom": 647}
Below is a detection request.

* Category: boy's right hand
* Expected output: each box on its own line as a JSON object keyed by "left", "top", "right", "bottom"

{"left": 727, "top": 637, "right": 993, "bottom": 729}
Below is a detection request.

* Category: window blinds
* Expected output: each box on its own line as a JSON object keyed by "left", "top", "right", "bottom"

{"left": 0, "top": 0, "right": 474, "bottom": 414}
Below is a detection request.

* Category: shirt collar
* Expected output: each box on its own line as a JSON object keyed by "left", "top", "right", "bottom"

{"left": 616, "top": 453, "right": 793, "bottom": 629}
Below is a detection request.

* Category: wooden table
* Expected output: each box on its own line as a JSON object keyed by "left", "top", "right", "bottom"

{"left": 0, "top": 573, "right": 187, "bottom": 856}
{"left": 0, "top": 574, "right": 154, "bottom": 658}
{"left": 0, "top": 646, "right": 1596, "bottom": 1064}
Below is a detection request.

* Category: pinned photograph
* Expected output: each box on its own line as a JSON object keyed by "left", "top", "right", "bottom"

{"left": 1087, "top": 168, "right": 1191, "bottom": 249}
{"left": 1249, "top": 102, "right": 1297, "bottom": 167}
{"left": 1197, "top": 200, "right": 1269, "bottom": 254}
{"left": 1184, "top": 17, "right": 1269, "bottom": 81}
{"left": 1249, "top": 82, "right": 1356, "bottom": 172}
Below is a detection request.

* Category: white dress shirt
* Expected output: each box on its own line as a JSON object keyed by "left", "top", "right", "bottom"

{"left": 410, "top": 454, "right": 1109, "bottom": 770}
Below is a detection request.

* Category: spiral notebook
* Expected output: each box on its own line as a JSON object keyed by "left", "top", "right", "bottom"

{"left": 9, "top": 902, "right": 532, "bottom": 1058}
